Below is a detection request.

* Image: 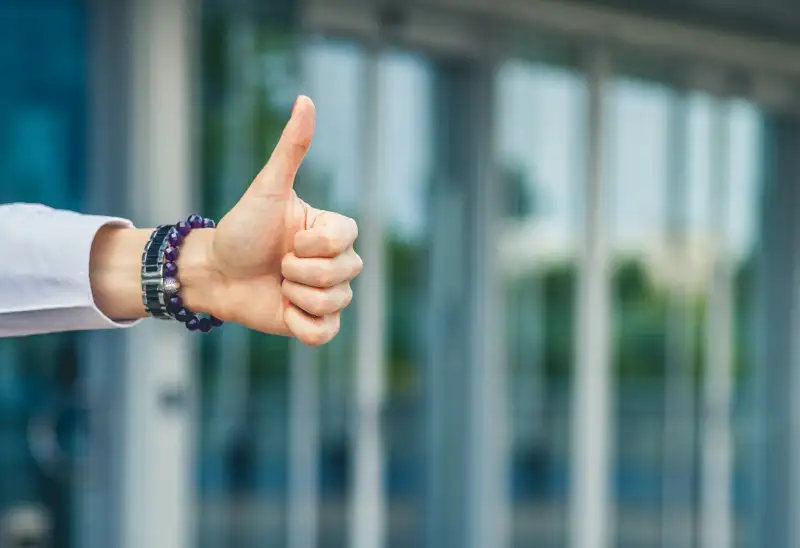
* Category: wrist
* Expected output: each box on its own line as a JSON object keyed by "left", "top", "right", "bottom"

{"left": 90, "top": 226, "right": 150, "bottom": 321}
{"left": 90, "top": 225, "right": 222, "bottom": 322}
{"left": 176, "top": 228, "right": 223, "bottom": 316}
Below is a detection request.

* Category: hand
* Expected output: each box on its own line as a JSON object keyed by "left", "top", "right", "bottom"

{"left": 185, "top": 96, "right": 362, "bottom": 344}
{"left": 90, "top": 96, "right": 362, "bottom": 346}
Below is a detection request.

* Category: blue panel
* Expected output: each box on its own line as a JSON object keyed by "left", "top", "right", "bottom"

{"left": 0, "top": 2, "right": 88, "bottom": 547}
{"left": 0, "top": 0, "right": 87, "bottom": 210}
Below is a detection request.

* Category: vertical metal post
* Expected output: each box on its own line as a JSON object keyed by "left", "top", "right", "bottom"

{"left": 753, "top": 112, "right": 800, "bottom": 548}
{"left": 288, "top": 342, "right": 320, "bottom": 548}
{"left": 660, "top": 90, "right": 696, "bottom": 548}
{"left": 121, "top": 1, "right": 198, "bottom": 548}
{"left": 349, "top": 45, "right": 386, "bottom": 548}
{"left": 569, "top": 45, "right": 612, "bottom": 548}
{"left": 700, "top": 99, "right": 733, "bottom": 548}
{"left": 82, "top": 1, "right": 134, "bottom": 546}
{"left": 465, "top": 57, "right": 508, "bottom": 548}
{"left": 425, "top": 62, "right": 469, "bottom": 548}
{"left": 287, "top": 46, "right": 321, "bottom": 548}
{"left": 789, "top": 135, "right": 800, "bottom": 548}
{"left": 424, "top": 54, "right": 507, "bottom": 548}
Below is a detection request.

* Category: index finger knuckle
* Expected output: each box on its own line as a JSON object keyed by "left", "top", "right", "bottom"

{"left": 319, "top": 230, "right": 340, "bottom": 255}
{"left": 315, "top": 262, "right": 336, "bottom": 287}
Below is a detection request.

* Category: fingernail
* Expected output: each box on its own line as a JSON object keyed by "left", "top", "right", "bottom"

{"left": 291, "top": 95, "right": 312, "bottom": 119}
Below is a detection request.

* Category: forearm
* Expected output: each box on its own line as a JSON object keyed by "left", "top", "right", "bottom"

{"left": 0, "top": 204, "right": 150, "bottom": 337}
{"left": 89, "top": 226, "right": 219, "bottom": 321}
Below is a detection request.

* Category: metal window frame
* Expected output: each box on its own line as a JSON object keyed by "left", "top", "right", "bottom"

{"left": 752, "top": 112, "right": 800, "bottom": 548}
{"left": 287, "top": 33, "right": 325, "bottom": 548}
{"left": 464, "top": 56, "right": 508, "bottom": 548}
{"left": 569, "top": 45, "right": 613, "bottom": 548}
{"left": 700, "top": 99, "right": 735, "bottom": 548}
{"left": 422, "top": 55, "right": 509, "bottom": 548}
{"left": 123, "top": 0, "right": 199, "bottom": 546}
{"left": 349, "top": 44, "right": 387, "bottom": 548}
{"left": 659, "top": 89, "right": 697, "bottom": 548}
{"left": 303, "top": 0, "right": 800, "bottom": 110}
{"left": 82, "top": 2, "right": 137, "bottom": 547}
{"left": 288, "top": 342, "right": 320, "bottom": 548}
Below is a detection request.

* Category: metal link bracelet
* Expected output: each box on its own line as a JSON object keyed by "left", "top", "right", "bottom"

{"left": 141, "top": 225, "right": 174, "bottom": 320}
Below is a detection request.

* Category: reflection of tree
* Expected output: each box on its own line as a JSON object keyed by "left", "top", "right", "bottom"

{"left": 381, "top": 238, "right": 760, "bottom": 390}
{"left": 501, "top": 163, "right": 537, "bottom": 220}
{"left": 528, "top": 256, "right": 755, "bottom": 381}
{"left": 734, "top": 254, "right": 755, "bottom": 378}
{"left": 387, "top": 236, "right": 423, "bottom": 394}
{"left": 540, "top": 262, "right": 576, "bottom": 379}
{"left": 199, "top": 15, "right": 228, "bottom": 220}
{"left": 200, "top": 17, "right": 299, "bottom": 220}
{"left": 612, "top": 259, "right": 669, "bottom": 379}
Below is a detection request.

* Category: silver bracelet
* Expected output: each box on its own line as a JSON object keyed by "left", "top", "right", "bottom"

{"left": 141, "top": 225, "right": 174, "bottom": 320}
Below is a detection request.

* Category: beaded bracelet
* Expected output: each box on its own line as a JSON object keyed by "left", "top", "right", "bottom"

{"left": 141, "top": 213, "right": 224, "bottom": 333}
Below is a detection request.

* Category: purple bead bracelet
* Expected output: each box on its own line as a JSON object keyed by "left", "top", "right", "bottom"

{"left": 163, "top": 214, "right": 223, "bottom": 333}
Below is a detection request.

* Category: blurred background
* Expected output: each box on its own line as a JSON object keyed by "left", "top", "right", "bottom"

{"left": 2, "top": 0, "right": 800, "bottom": 547}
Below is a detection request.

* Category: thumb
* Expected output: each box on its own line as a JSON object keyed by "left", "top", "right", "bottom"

{"left": 249, "top": 95, "right": 315, "bottom": 198}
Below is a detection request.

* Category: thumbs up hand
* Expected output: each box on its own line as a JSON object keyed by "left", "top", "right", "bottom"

{"left": 180, "top": 96, "right": 362, "bottom": 345}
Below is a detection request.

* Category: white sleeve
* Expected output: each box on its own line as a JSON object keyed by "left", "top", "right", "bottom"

{"left": 0, "top": 203, "right": 145, "bottom": 337}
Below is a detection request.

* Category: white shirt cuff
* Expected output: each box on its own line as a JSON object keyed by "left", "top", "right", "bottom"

{"left": 0, "top": 204, "right": 144, "bottom": 337}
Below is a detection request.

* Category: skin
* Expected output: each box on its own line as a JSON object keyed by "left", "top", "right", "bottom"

{"left": 88, "top": 96, "right": 362, "bottom": 346}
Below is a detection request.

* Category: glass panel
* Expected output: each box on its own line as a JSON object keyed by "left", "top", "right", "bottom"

{"left": 303, "top": 37, "right": 365, "bottom": 548}
{"left": 608, "top": 77, "right": 672, "bottom": 548}
{"left": 0, "top": 1, "right": 88, "bottom": 547}
{"left": 608, "top": 68, "right": 766, "bottom": 548}
{"left": 727, "top": 100, "right": 763, "bottom": 548}
{"left": 496, "top": 59, "right": 585, "bottom": 547}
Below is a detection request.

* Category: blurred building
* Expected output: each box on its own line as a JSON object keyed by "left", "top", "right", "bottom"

{"left": 2, "top": 1, "right": 800, "bottom": 548}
